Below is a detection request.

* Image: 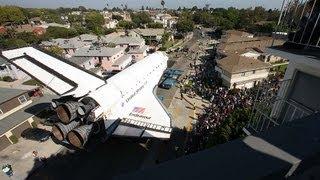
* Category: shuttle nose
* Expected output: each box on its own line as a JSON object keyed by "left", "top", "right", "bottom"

{"left": 56, "top": 102, "right": 82, "bottom": 124}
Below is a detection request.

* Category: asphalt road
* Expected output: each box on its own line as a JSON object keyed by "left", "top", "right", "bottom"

{"left": 27, "top": 30, "right": 207, "bottom": 180}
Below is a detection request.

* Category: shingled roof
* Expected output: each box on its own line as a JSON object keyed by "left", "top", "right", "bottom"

{"left": 217, "top": 54, "right": 271, "bottom": 74}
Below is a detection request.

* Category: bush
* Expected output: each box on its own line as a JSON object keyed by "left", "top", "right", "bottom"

{"left": 31, "top": 121, "right": 38, "bottom": 128}
{"left": 9, "top": 135, "right": 18, "bottom": 144}
{"left": 1, "top": 76, "right": 14, "bottom": 82}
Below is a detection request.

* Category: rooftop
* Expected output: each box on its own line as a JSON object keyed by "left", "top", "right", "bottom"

{"left": 73, "top": 46, "right": 125, "bottom": 57}
{"left": 217, "top": 54, "right": 271, "bottom": 73}
{"left": 133, "top": 28, "right": 165, "bottom": 36}
{"left": 128, "top": 45, "right": 148, "bottom": 54}
{"left": 0, "top": 87, "right": 28, "bottom": 104}
{"left": 68, "top": 56, "right": 93, "bottom": 65}
{"left": 112, "top": 55, "right": 131, "bottom": 66}
{"left": 0, "top": 95, "right": 57, "bottom": 136}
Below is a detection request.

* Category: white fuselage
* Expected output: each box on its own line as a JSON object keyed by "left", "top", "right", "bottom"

{"left": 87, "top": 52, "right": 168, "bottom": 120}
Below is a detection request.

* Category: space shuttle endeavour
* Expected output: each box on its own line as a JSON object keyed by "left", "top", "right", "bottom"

{"left": 1, "top": 47, "right": 172, "bottom": 148}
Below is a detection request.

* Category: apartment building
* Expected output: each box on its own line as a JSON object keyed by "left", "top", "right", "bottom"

{"left": 215, "top": 54, "right": 271, "bottom": 89}
{"left": 73, "top": 46, "right": 126, "bottom": 71}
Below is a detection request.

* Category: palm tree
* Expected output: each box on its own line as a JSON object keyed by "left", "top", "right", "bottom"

{"left": 161, "top": 0, "right": 165, "bottom": 9}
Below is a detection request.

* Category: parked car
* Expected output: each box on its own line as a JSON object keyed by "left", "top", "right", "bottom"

{"left": 160, "top": 78, "right": 177, "bottom": 89}
{"left": 21, "top": 128, "right": 51, "bottom": 142}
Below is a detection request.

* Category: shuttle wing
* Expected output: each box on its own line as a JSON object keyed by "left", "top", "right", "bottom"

{"left": 113, "top": 89, "right": 172, "bottom": 139}
{"left": 1, "top": 47, "right": 105, "bottom": 97}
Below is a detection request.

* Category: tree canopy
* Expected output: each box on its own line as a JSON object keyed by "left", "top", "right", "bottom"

{"left": 131, "top": 12, "right": 152, "bottom": 27}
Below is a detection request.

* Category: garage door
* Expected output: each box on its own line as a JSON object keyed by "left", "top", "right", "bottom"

{"left": 0, "top": 135, "right": 11, "bottom": 151}
{"left": 11, "top": 121, "right": 31, "bottom": 138}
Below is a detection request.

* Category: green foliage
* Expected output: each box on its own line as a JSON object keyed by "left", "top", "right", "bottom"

{"left": 2, "top": 38, "right": 27, "bottom": 48}
{"left": 31, "top": 121, "right": 38, "bottom": 128}
{"left": 0, "top": 76, "right": 14, "bottom": 82}
{"left": 47, "top": 45, "right": 64, "bottom": 56}
{"left": 68, "top": 14, "right": 83, "bottom": 25}
{"left": 104, "top": 28, "right": 116, "bottom": 35}
{"left": 23, "top": 79, "right": 41, "bottom": 86}
{"left": 117, "top": 20, "right": 136, "bottom": 29}
{"left": 131, "top": 12, "right": 152, "bottom": 27}
{"left": 0, "top": 6, "right": 26, "bottom": 25}
{"left": 85, "top": 12, "right": 104, "bottom": 31}
{"left": 206, "top": 108, "right": 251, "bottom": 148}
{"left": 16, "top": 32, "right": 41, "bottom": 44}
{"left": 46, "top": 26, "right": 77, "bottom": 39}
{"left": 176, "top": 18, "right": 194, "bottom": 33}
{"left": 147, "top": 22, "right": 163, "bottom": 28}
{"left": 112, "top": 14, "right": 123, "bottom": 21}
{"left": 9, "top": 135, "right": 18, "bottom": 144}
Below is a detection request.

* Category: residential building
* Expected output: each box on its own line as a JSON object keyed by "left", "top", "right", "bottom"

{"left": 68, "top": 56, "right": 96, "bottom": 70}
{"left": 128, "top": 45, "right": 148, "bottom": 62}
{"left": 215, "top": 54, "right": 271, "bottom": 89}
{"left": 0, "top": 87, "right": 55, "bottom": 151}
{"left": 104, "top": 19, "right": 118, "bottom": 29}
{"left": 132, "top": 28, "right": 165, "bottom": 43}
{"left": 111, "top": 55, "right": 132, "bottom": 71}
{"left": 32, "top": 27, "right": 46, "bottom": 36}
{"left": 0, "top": 57, "right": 30, "bottom": 81}
{"left": 41, "top": 37, "right": 90, "bottom": 57}
{"left": 73, "top": 46, "right": 126, "bottom": 71}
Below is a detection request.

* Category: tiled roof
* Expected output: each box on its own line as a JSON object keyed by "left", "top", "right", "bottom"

{"left": 217, "top": 54, "right": 271, "bottom": 73}
{"left": 73, "top": 46, "right": 125, "bottom": 57}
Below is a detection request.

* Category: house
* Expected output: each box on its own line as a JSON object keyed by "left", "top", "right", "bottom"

{"left": 128, "top": 45, "right": 148, "bottom": 62}
{"left": 111, "top": 55, "right": 132, "bottom": 71}
{"left": 215, "top": 54, "right": 271, "bottom": 89}
{"left": 29, "top": 17, "right": 42, "bottom": 25}
{"left": 133, "top": 28, "right": 165, "bottom": 43}
{"left": 41, "top": 37, "right": 90, "bottom": 57}
{"left": 78, "top": 34, "right": 98, "bottom": 43}
{"left": 104, "top": 19, "right": 118, "bottom": 29}
{"left": 0, "top": 57, "right": 30, "bottom": 81}
{"left": 0, "top": 87, "right": 55, "bottom": 151}
{"left": 68, "top": 56, "right": 96, "bottom": 70}
{"left": 73, "top": 46, "right": 126, "bottom": 71}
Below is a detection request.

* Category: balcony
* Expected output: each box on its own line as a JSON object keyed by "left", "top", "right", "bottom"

{"left": 244, "top": 79, "right": 315, "bottom": 134}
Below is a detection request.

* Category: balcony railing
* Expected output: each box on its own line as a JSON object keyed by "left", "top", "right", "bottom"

{"left": 244, "top": 79, "right": 315, "bottom": 134}
{"left": 276, "top": 0, "right": 320, "bottom": 48}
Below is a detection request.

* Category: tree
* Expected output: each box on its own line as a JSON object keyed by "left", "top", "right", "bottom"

{"left": 47, "top": 45, "right": 64, "bottom": 56}
{"left": 46, "top": 26, "right": 77, "bottom": 39}
{"left": 85, "top": 12, "right": 104, "bottom": 31}
{"left": 131, "top": 12, "right": 152, "bottom": 27}
{"left": 0, "top": 6, "right": 26, "bottom": 25}
{"left": 147, "top": 22, "right": 163, "bottom": 28}
{"left": 117, "top": 20, "right": 136, "bottom": 29}
{"left": 112, "top": 14, "right": 123, "bottom": 21}
{"left": 176, "top": 18, "right": 194, "bottom": 33}
{"left": 78, "top": 6, "right": 87, "bottom": 12}
{"left": 161, "top": 0, "right": 165, "bottom": 9}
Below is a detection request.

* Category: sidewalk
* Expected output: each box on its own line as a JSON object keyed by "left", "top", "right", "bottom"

{"left": 0, "top": 126, "right": 62, "bottom": 180}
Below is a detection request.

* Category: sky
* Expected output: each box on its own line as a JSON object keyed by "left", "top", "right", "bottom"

{"left": 0, "top": 0, "right": 283, "bottom": 10}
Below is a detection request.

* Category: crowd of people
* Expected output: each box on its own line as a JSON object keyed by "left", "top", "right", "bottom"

{"left": 181, "top": 48, "right": 284, "bottom": 153}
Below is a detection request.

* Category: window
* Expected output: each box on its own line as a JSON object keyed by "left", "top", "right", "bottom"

{"left": 18, "top": 95, "right": 27, "bottom": 104}
{"left": 253, "top": 70, "right": 256, "bottom": 74}
{"left": 241, "top": 72, "right": 245, "bottom": 76}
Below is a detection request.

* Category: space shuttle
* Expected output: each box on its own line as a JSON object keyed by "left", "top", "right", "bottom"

{"left": 1, "top": 47, "right": 172, "bottom": 148}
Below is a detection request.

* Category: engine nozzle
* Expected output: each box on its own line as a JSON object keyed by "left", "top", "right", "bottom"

{"left": 52, "top": 121, "right": 80, "bottom": 141}
{"left": 56, "top": 101, "right": 82, "bottom": 124}
{"left": 67, "top": 124, "right": 93, "bottom": 148}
